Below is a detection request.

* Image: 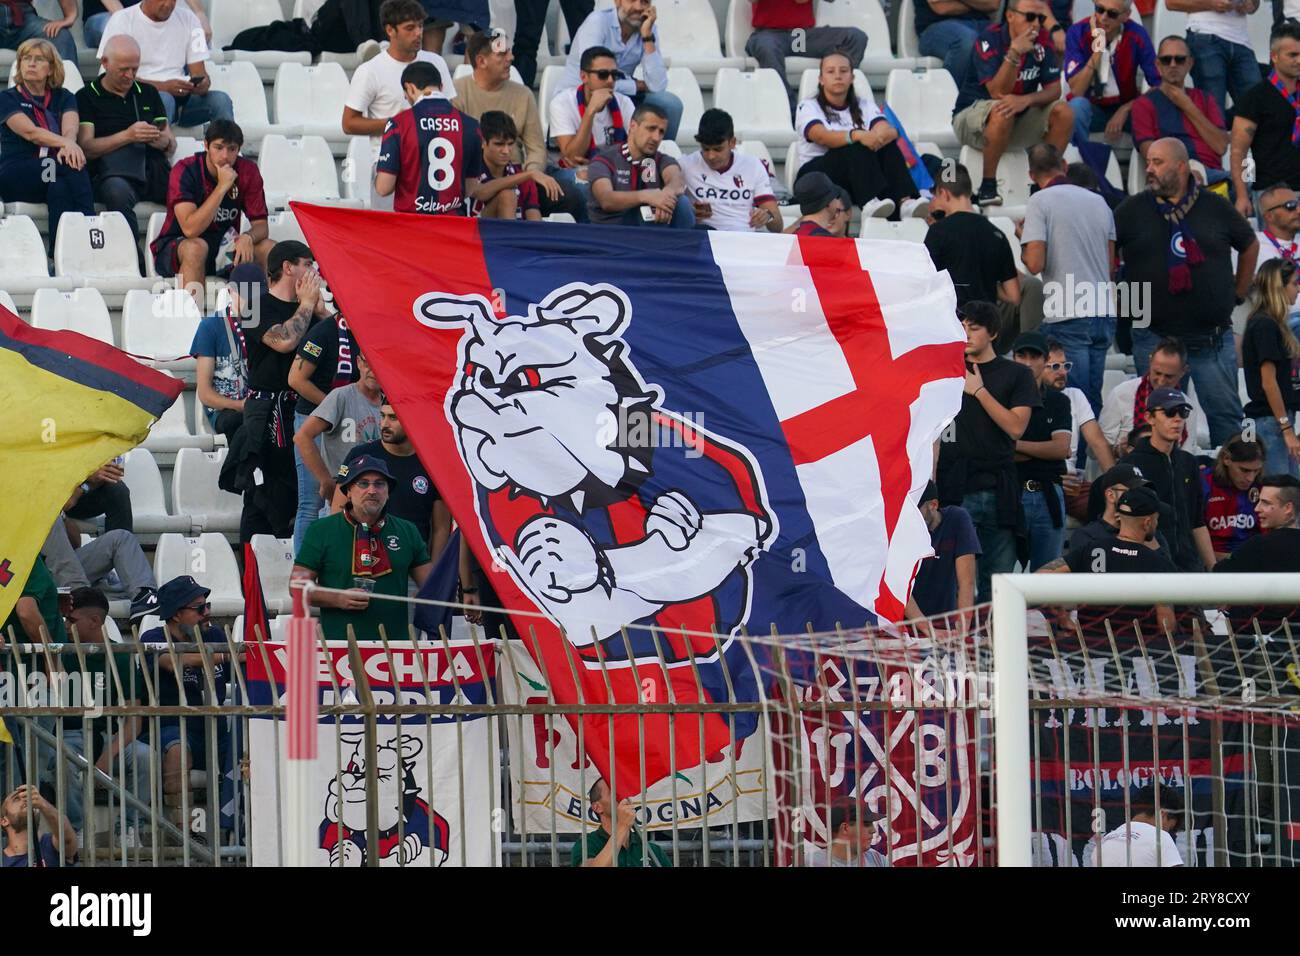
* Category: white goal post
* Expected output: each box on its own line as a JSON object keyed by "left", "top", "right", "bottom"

{"left": 991, "top": 572, "right": 1300, "bottom": 868}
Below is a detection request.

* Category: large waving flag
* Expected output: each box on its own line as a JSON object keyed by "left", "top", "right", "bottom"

{"left": 291, "top": 206, "right": 965, "bottom": 798}
{"left": 0, "top": 305, "right": 184, "bottom": 625}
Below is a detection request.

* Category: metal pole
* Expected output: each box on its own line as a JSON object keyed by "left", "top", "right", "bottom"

{"left": 285, "top": 581, "right": 319, "bottom": 867}
{"left": 991, "top": 574, "right": 1031, "bottom": 867}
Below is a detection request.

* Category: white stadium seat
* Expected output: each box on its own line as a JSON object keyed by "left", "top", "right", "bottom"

{"left": 6, "top": 57, "right": 82, "bottom": 93}
{"left": 141, "top": 370, "right": 210, "bottom": 453}
{"left": 53, "top": 211, "right": 153, "bottom": 297}
{"left": 342, "top": 135, "right": 377, "bottom": 205}
{"left": 667, "top": 67, "right": 705, "bottom": 141}
{"left": 796, "top": 67, "right": 871, "bottom": 104}
{"left": 273, "top": 62, "right": 350, "bottom": 142}
{"left": 171, "top": 136, "right": 202, "bottom": 165}
{"left": 1062, "top": 144, "right": 1125, "bottom": 193}
{"left": 783, "top": 140, "right": 800, "bottom": 192}
{"left": 30, "top": 287, "right": 114, "bottom": 345}
{"left": 655, "top": 0, "right": 744, "bottom": 81}
{"left": 958, "top": 146, "right": 1031, "bottom": 218}
{"left": 1, "top": 201, "right": 46, "bottom": 232}
{"left": 266, "top": 209, "right": 309, "bottom": 244}
{"left": 292, "top": 0, "right": 328, "bottom": 23}
{"left": 207, "top": 61, "right": 275, "bottom": 145}
{"left": 538, "top": 64, "right": 566, "bottom": 140}
{"left": 658, "top": 138, "right": 684, "bottom": 159}
{"left": 153, "top": 532, "right": 244, "bottom": 616}
{"left": 714, "top": 68, "right": 795, "bottom": 148}
{"left": 452, "top": 62, "right": 525, "bottom": 84}
{"left": 250, "top": 534, "right": 296, "bottom": 614}
{"left": 210, "top": 0, "right": 284, "bottom": 49}
{"left": 735, "top": 139, "right": 781, "bottom": 193}
{"left": 818, "top": 0, "right": 911, "bottom": 78}
{"left": 121, "top": 289, "right": 202, "bottom": 369}
{"left": 0, "top": 215, "right": 74, "bottom": 295}
{"left": 895, "top": 0, "right": 944, "bottom": 67}
{"left": 0, "top": 289, "right": 16, "bottom": 316}
{"left": 859, "top": 218, "right": 930, "bottom": 243}
{"left": 144, "top": 212, "right": 166, "bottom": 280}
{"left": 122, "top": 448, "right": 194, "bottom": 534}
{"left": 885, "top": 68, "right": 959, "bottom": 150}
{"left": 259, "top": 134, "right": 342, "bottom": 207}
{"left": 172, "top": 449, "right": 244, "bottom": 533}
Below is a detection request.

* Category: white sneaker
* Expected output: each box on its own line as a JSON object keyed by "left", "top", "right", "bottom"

{"left": 862, "top": 198, "right": 895, "bottom": 219}
{"left": 901, "top": 197, "right": 930, "bottom": 219}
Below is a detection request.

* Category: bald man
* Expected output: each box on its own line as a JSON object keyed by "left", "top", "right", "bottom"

{"left": 76, "top": 32, "right": 177, "bottom": 242}
{"left": 1114, "top": 136, "right": 1257, "bottom": 447}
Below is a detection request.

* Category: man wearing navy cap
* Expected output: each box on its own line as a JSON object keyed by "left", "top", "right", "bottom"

{"left": 1121, "top": 386, "right": 1215, "bottom": 571}
{"left": 140, "top": 574, "right": 231, "bottom": 801}
{"left": 292, "top": 454, "right": 433, "bottom": 641}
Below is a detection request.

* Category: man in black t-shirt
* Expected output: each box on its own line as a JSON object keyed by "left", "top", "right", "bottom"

{"left": 237, "top": 240, "right": 330, "bottom": 541}
{"left": 936, "top": 301, "right": 1041, "bottom": 603}
{"left": 1115, "top": 137, "right": 1256, "bottom": 447}
{"left": 1231, "top": 22, "right": 1300, "bottom": 219}
{"left": 1012, "top": 331, "right": 1071, "bottom": 570}
{"left": 338, "top": 399, "right": 453, "bottom": 560}
{"left": 1042, "top": 486, "right": 1178, "bottom": 636}
{"left": 924, "top": 164, "right": 1020, "bottom": 309}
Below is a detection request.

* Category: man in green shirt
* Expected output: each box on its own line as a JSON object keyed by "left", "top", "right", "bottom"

{"left": 293, "top": 454, "right": 432, "bottom": 641}
{"left": 571, "top": 778, "right": 671, "bottom": 867}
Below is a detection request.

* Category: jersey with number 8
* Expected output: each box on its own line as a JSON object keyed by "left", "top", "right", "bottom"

{"left": 377, "top": 95, "right": 483, "bottom": 215}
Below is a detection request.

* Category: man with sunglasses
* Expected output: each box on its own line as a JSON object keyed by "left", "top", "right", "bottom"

{"left": 1120, "top": 387, "right": 1217, "bottom": 570}
{"left": 293, "top": 455, "right": 433, "bottom": 642}
{"left": 1253, "top": 183, "right": 1300, "bottom": 270}
{"left": 1099, "top": 336, "right": 1209, "bottom": 456}
{"left": 561, "top": 0, "right": 683, "bottom": 140}
{"left": 1062, "top": 0, "right": 1159, "bottom": 147}
{"left": 1131, "top": 36, "right": 1229, "bottom": 182}
{"left": 140, "top": 575, "right": 231, "bottom": 802}
{"left": 550, "top": 46, "right": 636, "bottom": 172}
{"left": 951, "top": 0, "right": 1074, "bottom": 207}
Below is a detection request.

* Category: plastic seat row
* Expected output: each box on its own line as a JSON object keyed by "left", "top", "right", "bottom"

{"left": 124, "top": 446, "right": 240, "bottom": 532}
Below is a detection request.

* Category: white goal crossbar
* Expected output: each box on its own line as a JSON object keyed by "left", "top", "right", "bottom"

{"left": 991, "top": 572, "right": 1300, "bottom": 867}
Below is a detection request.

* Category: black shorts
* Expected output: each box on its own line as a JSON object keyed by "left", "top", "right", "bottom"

{"left": 153, "top": 233, "right": 220, "bottom": 278}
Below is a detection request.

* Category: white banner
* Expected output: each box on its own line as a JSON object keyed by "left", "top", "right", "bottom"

{"left": 498, "top": 642, "right": 775, "bottom": 833}
{"left": 248, "top": 639, "right": 501, "bottom": 867}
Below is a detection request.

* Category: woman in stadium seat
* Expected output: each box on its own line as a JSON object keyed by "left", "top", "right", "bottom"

{"left": 0, "top": 38, "right": 95, "bottom": 250}
{"left": 1241, "top": 258, "right": 1300, "bottom": 479}
{"left": 792, "top": 52, "right": 929, "bottom": 225}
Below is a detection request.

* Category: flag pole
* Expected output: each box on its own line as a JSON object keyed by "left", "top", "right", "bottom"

{"left": 286, "top": 579, "right": 319, "bottom": 866}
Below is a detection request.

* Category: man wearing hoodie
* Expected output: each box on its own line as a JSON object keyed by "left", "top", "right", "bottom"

{"left": 1120, "top": 387, "right": 1215, "bottom": 571}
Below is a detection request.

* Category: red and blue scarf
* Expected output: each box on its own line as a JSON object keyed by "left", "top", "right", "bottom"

{"left": 575, "top": 85, "right": 625, "bottom": 160}
{"left": 1153, "top": 178, "right": 1204, "bottom": 294}
{"left": 1269, "top": 69, "right": 1300, "bottom": 146}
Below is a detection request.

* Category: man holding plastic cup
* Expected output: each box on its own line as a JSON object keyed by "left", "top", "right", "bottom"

{"left": 292, "top": 454, "right": 433, "bottom": 641}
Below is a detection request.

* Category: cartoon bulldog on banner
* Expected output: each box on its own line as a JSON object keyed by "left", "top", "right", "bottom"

{"left": 414, "top": 282, "right": 778, "bottom": 666}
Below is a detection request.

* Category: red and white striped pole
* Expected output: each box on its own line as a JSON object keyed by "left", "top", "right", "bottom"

{"left": 286, "top": 580, "right": 319, "bottom": 866}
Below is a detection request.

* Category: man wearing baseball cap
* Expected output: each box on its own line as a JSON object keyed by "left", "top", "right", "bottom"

{"left": 292, "top": 454, "right": 433, "bottom": 641}
{"left": 140, "top": 575, "right": 232, "bottom": 802}
{"left": 1072, "top": 463, "right": 1172, "bottom": 557}
{"left": 1120, "top": 387, "right": 1216, "bottom": 571}
{"left": 789, "top": 172, "right": 850, "bottom": 237}
{"left": 1042, "top": 486, "right": 1178, "bottom": 636}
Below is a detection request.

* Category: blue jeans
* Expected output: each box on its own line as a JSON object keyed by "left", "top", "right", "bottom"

{"left": 38, "top": 728, "right": 151, "bottom": 833}
{"left": 635, "top": 90, "right": 684, "bottom": 142}
{"left": 1067, "top": 98, "right": 1128, "bottom": 143}
{"left": 0, "top": 154, "right": 95, "bottom": 252}
{"left": 1186, "top": 30, "right": 1262, "bottom": 121}
{"left": 1132, "top": 325, "right": 1244, "bottom": 447}
{"left": 1048, "top": 315, "right": 1115, "bottom": 416}
{"left": 918, "top": 19, "right": 982, "bottom": 91}
{"left": 962, "top": 487, "right": 1017, "bottom": 605}
{"left": 1021, "top": 484, "right": 1065, "bottom": 571}
{"left": 618, "top": 194, "right": 696, "bottom": 228}
{"left": 0, "top": 3, "right": 76, "bottom": 60}
{"left": 1251, "top": 415, "right": 1300, "bottom": 478}
{"left": 84, "top": 11, "right": 110, "bottom": 50}
{"left": 293, "top": 409, "right": 326, "bottom": 552}
{"left": 547, "top": 164, "right": 590, "bottom": 222}
{"left": 158, "top": 89, "right": 234, "bottom": 127}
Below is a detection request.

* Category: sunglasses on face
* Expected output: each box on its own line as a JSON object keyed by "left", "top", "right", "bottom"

{"left": 351, "top": 479, "right": 388, "bottom": 490}
{"left": 1016, "top": 11, "right": 1047, "bottom": 23}
{"left": 1156, "top": 405, "right": 1192, "bottom": 419}
{"left": 185, "top": 601, "right": 211, "bottom": 612}
{"left": 586, "top": 68, "right": 626, "bottom": 81}
{"left": 1094, "top": 4, "right": 1123, "bottom": 17}
{"left": 1157, "top": 54, "right": 1188, "bottom": 65}
{"left": 1268, "top": 198, "right": 1300, "bottom": 212}
{"left": 1047, "top": 361, "right": 1074, "bottom": 372}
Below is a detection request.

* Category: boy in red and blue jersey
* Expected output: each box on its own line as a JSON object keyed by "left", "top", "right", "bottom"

{"left": 375, "top": 61, "right": 484, "bottom": 216}
{"left": 1199, "top": 440, "right": 1264, "bottom": 559}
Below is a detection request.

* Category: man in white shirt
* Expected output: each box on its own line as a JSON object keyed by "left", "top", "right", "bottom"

{"left": 97, "top": 0, "right": 231, "bottom": 127}
{"left": 341, "top": 0, "right": 452, "bottom": 208}
{"left": 681, "top": 109, "right": 780, "bottom": 233}
{"left": 1085, "top": 785, "right": 1185, "bottom": 867}
{"left": 549, "top": 45, "right": 635, "bottom": 216}
{"left": 560, "top": 0, "right": 683, "bottom": 140}
{"left": 1098, "top": 337, "right": 1209, "bottom": 457}
{"left": 1169, "top": 0, "right": 1262, "bottom": 119}
{"left": 1249, "top": 182, "right": 1300, "bottom": 331}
